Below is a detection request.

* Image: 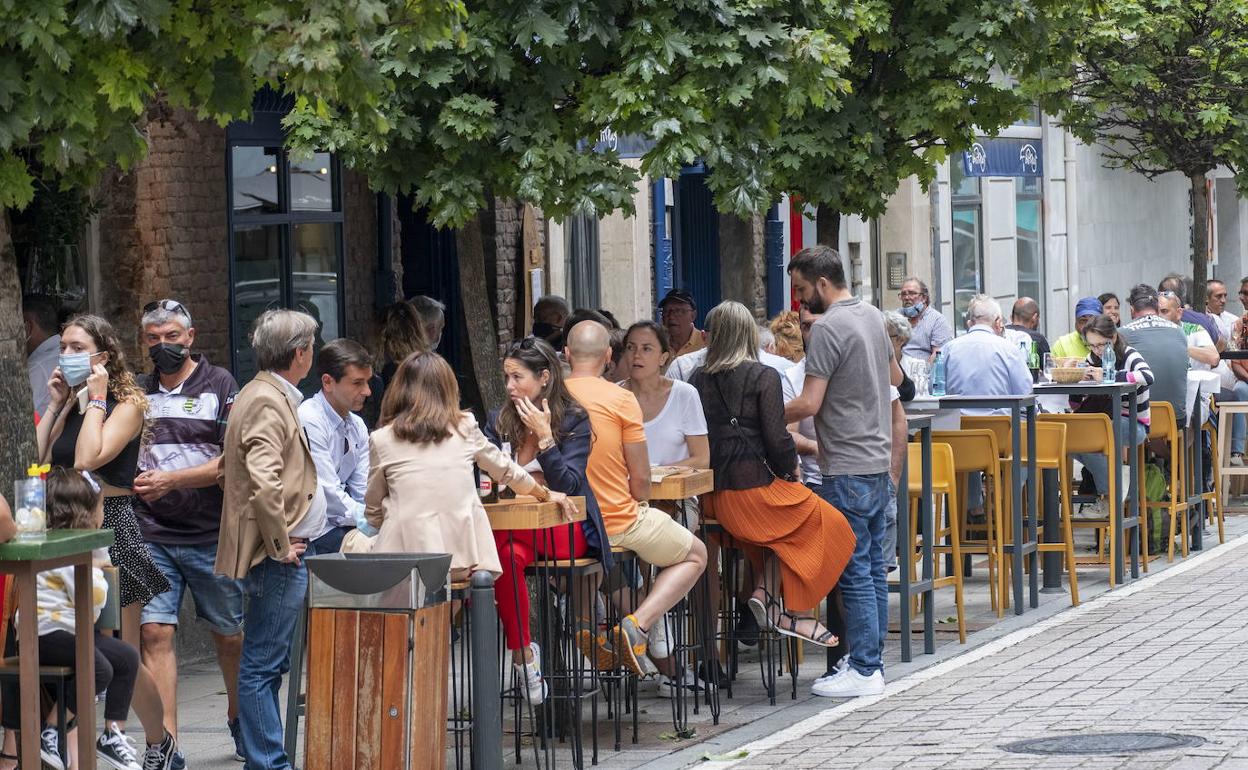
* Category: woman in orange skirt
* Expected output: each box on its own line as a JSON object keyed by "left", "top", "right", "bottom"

{"left": 691, "top": 301, "right": 855, "bottom": 645}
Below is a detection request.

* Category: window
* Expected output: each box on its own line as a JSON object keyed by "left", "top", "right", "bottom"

{"left": 950, "top": 162, "right": 984, "bottom": 325}
{"left": 564, "top": 212, "right": 601, "bottom": 309}
{"left": 228, "top": 145, "right": 344, "bottom": 387}
{"left": 1016, "top": 176, "right": 1044, "bottom": 307}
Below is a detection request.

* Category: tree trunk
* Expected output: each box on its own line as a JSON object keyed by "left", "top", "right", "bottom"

{"left": 1191, "top": 173, "right": 1210, "bottom": 313}
{"left": 815, "top": 206, "right": 841, "bottom": 249}
{"left": 0, "top": 209, "right": 38, "bottom": 491}
{"left": 456, "top": 213, "right": 506, "bottom": 414}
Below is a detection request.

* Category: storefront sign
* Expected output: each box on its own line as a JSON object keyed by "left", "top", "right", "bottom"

{"left": 589, "top": 127, "right": 656, "bottom": 159}
{"left": 961, "top": 137, "right": 1044, "bottom": 177}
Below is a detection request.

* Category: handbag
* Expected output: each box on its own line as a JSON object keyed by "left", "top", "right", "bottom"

{"left": 712, "top": 371, "right": 792, "bottom": 482}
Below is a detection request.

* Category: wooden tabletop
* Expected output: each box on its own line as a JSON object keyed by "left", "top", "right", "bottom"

{"left": 485, "top": 496, "right": 587, "bottom": 530}
{"left": 649, "top": 467, "right": 714, "bottom": 500}
{"left": 0, "top": 529, "right": 114, "bottom": 562}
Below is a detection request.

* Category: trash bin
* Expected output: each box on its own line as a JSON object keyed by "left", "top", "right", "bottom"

{"left": 300, "top": 553, "right": 453, "bottom": 770}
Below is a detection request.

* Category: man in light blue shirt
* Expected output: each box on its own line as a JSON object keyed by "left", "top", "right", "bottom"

{"left": 297, "top": 338, "right": 373, "bottom": 555}
{"left": 944, "top": 294, "right": 1034, "bottom": 412}
{"left": 944, "top": 295, "right": 1033, "bottom": 514}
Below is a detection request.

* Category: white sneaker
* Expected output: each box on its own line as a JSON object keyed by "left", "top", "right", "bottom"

{"left": 655, "top": 669, "right": 700, "bottom": 698}
{"left": 811, "top": 667, "right": 885, "bottom": 698}
{"left": 813, "top": 655, "right": 850, "bottom": 685}
{"left": 648, "top": 614, "right": 671, "bottom": 659}
{"left": 513, "top": 642, "right": 548, "bottom": 706}
{"left": 1233, "top": 453, "right": 1244, "bottom": 467}
{"left": 41, "top": 725, "right": 66, "bottom": 770}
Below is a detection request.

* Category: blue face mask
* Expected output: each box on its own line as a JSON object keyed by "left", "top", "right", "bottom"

{"left": 59, "top": 351, "right": 101, "bottom": 387}
{"left": 900, "top": 301, "right": 926, "bottom": 318}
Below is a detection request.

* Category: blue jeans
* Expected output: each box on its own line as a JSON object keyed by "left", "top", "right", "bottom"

{"left": 141, "top": 542, "right": 245, "bottom": 635}
{"left": 311, "top": 525, "right": 353, "bottom": 555}
{"left": 238, "top": 558, "right": 307, "bottom": 770}
{"left": 1074, "top": 415, "right": 1147, "bottom": 497}
{"left": 1225, "top": 381, "right": 1248, "bottom": 454}
{"left": 821, "top": 473, "right": 890, "bottom": 677}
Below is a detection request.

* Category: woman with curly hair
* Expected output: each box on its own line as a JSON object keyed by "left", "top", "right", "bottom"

{"left": 36, "top": 314, "right": 170, "bottom": 640}
{"left": 769, "top": 310, "right": 805, "bottom": 363}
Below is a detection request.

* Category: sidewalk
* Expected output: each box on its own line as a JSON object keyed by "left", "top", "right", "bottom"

{"left": 170, "top": 515, "right": 1248, "bottom": 769}
{"left": 702, "top": 519, "right": 1248, "bottom": 770}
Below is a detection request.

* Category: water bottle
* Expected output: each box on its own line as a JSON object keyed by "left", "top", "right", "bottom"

{"left": 931, "top": 351, "right": 947, "bottom": 397}
{"left": 1102, "top": 344, "right": 1116, "bottom": 384}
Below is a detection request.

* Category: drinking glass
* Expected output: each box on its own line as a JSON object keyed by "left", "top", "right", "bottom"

{"left": 1041, "top": 353, "right": 1054, "bottom": 382}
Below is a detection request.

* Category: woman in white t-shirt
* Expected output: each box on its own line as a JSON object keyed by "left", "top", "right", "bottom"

{"left": 620, "top": 321, "right": 709, "bottom": 468}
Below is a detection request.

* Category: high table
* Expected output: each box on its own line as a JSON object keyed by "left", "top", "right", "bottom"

{"left": 0, "top": 529, "right": 114, "bottom": 770}
{"left": 1033, "top": 381, "right": 1141, "bottom": 585}
{"left": 893, "top": 414, "right": 936, "bottom": 661}
{"left": 936, "top": 395, "right": 1039, "bottom": 614}
{"left": 648, "top": 468, "right": 717, "bottom": 729}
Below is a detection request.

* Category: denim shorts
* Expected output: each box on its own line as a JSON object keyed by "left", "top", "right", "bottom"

{"left": 140, "top": 542, "right": 245, "bottom": 636}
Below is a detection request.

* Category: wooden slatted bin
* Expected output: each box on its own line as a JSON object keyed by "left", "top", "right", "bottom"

{"left": 303, "top": 553, "right": 454, "bottom": 770}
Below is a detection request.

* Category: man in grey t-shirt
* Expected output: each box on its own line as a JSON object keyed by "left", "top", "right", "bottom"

{"left": 1120, "top": 284, "right": 1190, "bottom": 425}
{"left": 784, "top": 245, "right": 896, "bottom": 699}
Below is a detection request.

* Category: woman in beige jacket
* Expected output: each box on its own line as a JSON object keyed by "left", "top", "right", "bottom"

{"left": 343, "top": 352, "right": 578, "bottom": 579}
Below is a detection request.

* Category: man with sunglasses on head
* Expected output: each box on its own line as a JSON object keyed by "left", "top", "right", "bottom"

{"left": 897, "top": 277, "right": 952, "bottom": 363}
{"left": 132, "top": 299, "right": 247, "bottom": 762}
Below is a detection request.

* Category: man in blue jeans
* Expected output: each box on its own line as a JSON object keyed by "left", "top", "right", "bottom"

{"left": 216, "top": 310, "right": 324, "bottom": 770}
{"left": 785, "top": 245, "right": 899, "bottom": 698}
{"left": 134, "top": 299, "right": 245, "bottom": 761}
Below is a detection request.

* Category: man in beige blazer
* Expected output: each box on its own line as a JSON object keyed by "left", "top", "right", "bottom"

{"left": 216, "top": 309, "right": 324, "bottom": 770}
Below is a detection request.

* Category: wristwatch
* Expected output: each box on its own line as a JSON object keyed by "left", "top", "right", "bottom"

{"left": 531, "top": 485, "right": 551, "bottom": 502}
{"left": 537, "top": 436, "right": 557, "bottom": 453}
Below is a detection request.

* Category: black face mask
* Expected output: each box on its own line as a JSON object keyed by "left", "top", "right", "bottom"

{"left": 149, "top": 343, "right": 189, "bottom": 375}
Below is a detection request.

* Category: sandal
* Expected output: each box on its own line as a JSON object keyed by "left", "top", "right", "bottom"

{"left": 773, "top": 610, "right": 838, "bottom": 647}
{"left": 747, "top": 589, "right": 778, "bottom": 632}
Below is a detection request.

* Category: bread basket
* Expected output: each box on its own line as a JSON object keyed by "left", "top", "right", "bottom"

{"left": 1050, "top": 366, "right": 1085, "bottom": 384}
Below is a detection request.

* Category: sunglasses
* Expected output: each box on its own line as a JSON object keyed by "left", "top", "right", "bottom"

{"left": 143, "top": 299, "right": 190, "bottom": 319}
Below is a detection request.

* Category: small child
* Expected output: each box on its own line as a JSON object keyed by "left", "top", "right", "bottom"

{"left": 0, "top": 467, "right": 181, "bottom": 770}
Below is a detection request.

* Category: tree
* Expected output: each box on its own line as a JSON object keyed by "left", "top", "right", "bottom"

{"left": 278, "top": 1, "right": 1082, "bottom": 235}
{"left": 0, "top": 0, "right": 464, "bottom": 486}
{"left": 1049, "top": 0, "right": 1248, "bottom": 311}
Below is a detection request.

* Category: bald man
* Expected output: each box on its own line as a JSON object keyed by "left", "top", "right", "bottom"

{"left": 564, "top": 321, "right": 708, "bottom": 678}
{"left": 1005, "top": 297, "right": 1050, "bottom": 377}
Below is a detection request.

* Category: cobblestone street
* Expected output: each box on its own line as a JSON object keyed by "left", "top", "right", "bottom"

{"left": 700, "top": 532, "right": 1248, "bottom": 770}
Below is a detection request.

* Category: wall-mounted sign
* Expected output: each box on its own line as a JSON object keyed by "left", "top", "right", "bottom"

{"left": 961, "top": 137, "right": 1044, "bottom": 178}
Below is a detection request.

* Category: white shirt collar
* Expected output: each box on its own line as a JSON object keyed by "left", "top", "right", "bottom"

{"left": 312, "top": 391, "right": 346, "bottom": 431}
{"left": 269, "top": 372, "right": 305, "bottom": 405}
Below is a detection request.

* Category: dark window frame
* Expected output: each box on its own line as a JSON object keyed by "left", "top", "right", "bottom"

{"left": 225, "top": 136, "right": 346, "bottom": 381}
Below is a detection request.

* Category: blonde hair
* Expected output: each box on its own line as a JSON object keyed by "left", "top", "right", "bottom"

{"left": 769, "top": 310, "right": 804, "bottom": 363}
{"left": 702, "top": 301, "right": 759, "bottom": 375}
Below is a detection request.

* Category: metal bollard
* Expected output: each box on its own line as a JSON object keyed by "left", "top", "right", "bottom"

{"left": 470, "top": 570, "right": 501, "bottom": 770}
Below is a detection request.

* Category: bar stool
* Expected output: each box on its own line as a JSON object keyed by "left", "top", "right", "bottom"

{"left": 599, "top": 546, "right": 640, "bottom": 752}
{"left": 511, "top": 541, "right": 604, "bottom": 768}
{"left": 1203, "top": 404, "right": 1226, "bottom": 544}
{"left": 1215, "top": 399, "right": 1248, "bottom": 514}
{"left": 894, "top": 442, "right": 966, "bottom": 643}
{"left": 447, "top": 579, "right": 472, "bottom": 770}
{"left": 1145, "top": 402, "right": 1191, "bottom": 562}
{"left": 1037, "top": 413, "right": 1129, "bottom": 586}
{"left": 698, "top": 521, "right": 797, "bottom": 706}
{"left": 930, "top": 429, "right": 1006, "bottom": 616}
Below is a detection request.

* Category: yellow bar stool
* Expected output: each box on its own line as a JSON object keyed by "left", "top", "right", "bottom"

{"left": 930, "top": 429, "right": 1006, "bottom": 616}
{"left": 899, "top": 441, "right": 966, "bottom": 643}
{"left": 1145, "top": 401, "right": 1190, "bottom": 562}
{"left": 1037, "top": 413, "right": 1126, "bottom": 587}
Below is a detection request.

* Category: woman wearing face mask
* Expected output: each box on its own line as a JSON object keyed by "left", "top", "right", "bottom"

{"left": 484, "top": 337, "right": 611, "bottom": 705}
{"left": 35, "top": 315, "right": 171, "bottom": 637}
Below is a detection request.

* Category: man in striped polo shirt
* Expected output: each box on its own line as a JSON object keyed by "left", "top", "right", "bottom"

{"left": 132, "top": 299, "right": 246, "bottom": 762}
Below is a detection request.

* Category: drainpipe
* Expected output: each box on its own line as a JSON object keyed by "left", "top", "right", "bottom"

{"left": 653, "top": 178, "right": 673, "bottom": 320}
{"left": 1064, "top": 130, "right": 1079, "bottom": 335}
{"left": 765, "top": 203, "right": 785, "bottom": 316}
{"left": 375, "top": 192, "right": 396, "bottom": 309}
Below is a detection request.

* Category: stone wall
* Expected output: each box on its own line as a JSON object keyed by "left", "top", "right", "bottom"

{"left": 96, "top": 111, "right": 231, "bottom": 365}
{"left": 486, "top": 198, "right": 544, "bottom": 351}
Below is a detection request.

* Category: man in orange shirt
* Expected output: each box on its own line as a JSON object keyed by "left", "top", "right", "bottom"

{"left": 565, "top": 321, "right": 708, "bottom": 675}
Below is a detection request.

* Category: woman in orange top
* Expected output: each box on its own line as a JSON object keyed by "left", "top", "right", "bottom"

{"left": 692, "top": 302, "right": 854, "bottom": 645}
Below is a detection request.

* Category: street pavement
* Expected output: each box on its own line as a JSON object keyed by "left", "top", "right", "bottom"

{"left": 166, "top": 516, "right": 1248, "bottom": 769}
{"left": 699, "top": 524, "right": 1248, "bottom": 770}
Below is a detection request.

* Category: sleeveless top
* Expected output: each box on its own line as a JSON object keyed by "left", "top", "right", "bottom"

{"left": 51, "top": 396, "right": 142, "bottom": 490}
